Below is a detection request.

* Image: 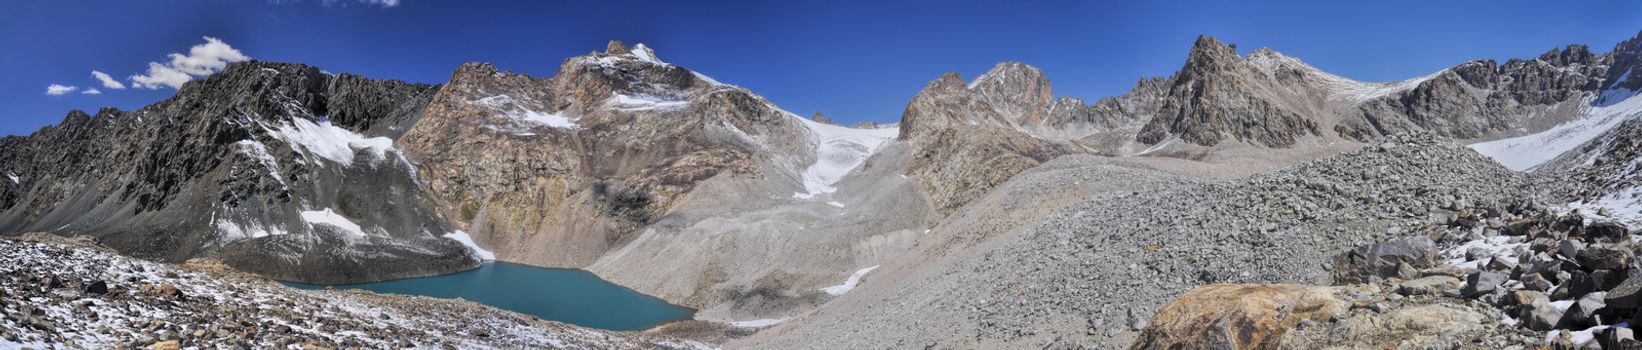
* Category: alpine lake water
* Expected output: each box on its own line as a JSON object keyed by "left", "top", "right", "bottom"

{"left": 282, "top": 261, "right": 694, "bottom": 331}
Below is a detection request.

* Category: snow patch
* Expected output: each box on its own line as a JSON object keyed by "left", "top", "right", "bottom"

{"left": 604, "top": 94, "right": 690, "bottom": 111}
{"left": 692, "top": 72, "right": 725, "bottom": 86}
{"left": 468, "top": 95, "right": 579, "bottom": 131}
{"left": 1546, "top": 325, "right": 1605, "bottom": 346}
{"left": 443, "top": 230, "right": 496, "bottom": 260}
{"left": 791, "top": 116, "right": 899, "bottom": 199}
{"left": 301, "top": 208, "right": 368, "bottom": 238}
{"left": 1569, "top": 186, "right": 1642, "bottom": 225}
{"left": 234, "top": 140, "right": 286, "bottom": 184}
{"left": 5, "top": 172, "right": 16, "bottom": 184}
{"left": 727, "top": 317, "right": 790, "bottom": 328}
{"left": 214, "top": 217, "right": 288, "bottom": 240}
{"left": 630, "top": 43, "right": 665, "bottom": 65}
{"left": 1440, "top": 235, "right": 1527, "bottom": 271}
{"left": 827, "top": 201, "right": 845, "bottom": 208}
{"left": 272, "top": 118, "right": 396, "bottom": 167}
{"left": 819, "top": 265, "right": 880, "bottom": 296}
{"left": 1471, "top": 92, "right": 1642, "bottom": 171}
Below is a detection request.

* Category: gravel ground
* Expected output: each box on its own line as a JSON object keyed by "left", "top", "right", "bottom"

{"left": 736, "top": 133, "right": 1576, "bottom": 349}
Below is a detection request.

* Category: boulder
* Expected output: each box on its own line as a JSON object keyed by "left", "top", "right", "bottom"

{"left": 1578, "top": 246, "right": 1632, "bottom": 271}
{"left": 1130, "top": 284, "right": 1346, "bottom": 349}
{"left": 152, "top": 340, "right": 180, "bottom": 350}
{"left": 1594, "top": 269, "right": 1627, "bottom": 291}
{"left": 1587, "top": 221, "right": 1630, "bottom": 242}
{"left": 1554, "top": 270, "right": 1597, "bottom": 300}
{"left": 1607, "top": 272, "right": 1642, "bottom": 309}
{"left": 1522, "top": 273, "right": 1553, "bottom": 291}
{"left": 1504, "top": 218, "right": 1548, "bottom": 237}
{"left": 1558, "top": 239, "right": 1583, "bottom": 260}
{"left": 1554, "top": 213, "right": 1586, "bottom": 236}
{"left": 1332, "top": 237, "right": 1438, "bottom": 284}
{"left": 1598, "top": 327, "right": 1638, "bottom": 350}
{"left": 1558, "top": 292, "right": 1608, "bottom": 328}
{"left": 1523, "top": 296, "right": 1564, "bottom": 331}
{"left": 1461, "top": 271, "right": 1506, "bottom": 298}
{"left": 83, "top": 280, "right": 108, "bottom": 295}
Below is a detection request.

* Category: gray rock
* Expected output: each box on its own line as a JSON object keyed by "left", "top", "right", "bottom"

{"left": 1606, "top": 272, "right": 1642, "bottom": 309}
{"left": 1462, "top": 271, "right": 1507, "bottom": 298}
{"left": 1558, "top": 292, "right": 1608, "bottom": 328}
{"left": 1332, "top": 236, "right": 1438, "bottom": 284}
{"left": 1577, "top": 246, "right": 1632, "bottom": 271}
{"left": 1521, "top": 273, "right": 1553, "bottom": 292}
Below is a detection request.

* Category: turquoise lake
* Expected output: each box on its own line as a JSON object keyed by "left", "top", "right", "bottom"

{"left": 282, "top": 261, "right": 694, "bottom": 331}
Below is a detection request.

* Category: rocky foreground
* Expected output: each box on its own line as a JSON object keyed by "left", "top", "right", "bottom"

{"left": 0, "top": 235, "right": 708, "bottom": 349}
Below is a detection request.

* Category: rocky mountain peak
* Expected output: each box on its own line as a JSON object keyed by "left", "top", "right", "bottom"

{"left": 812, "top": 111, "right": 835, "bottom": 125}
{"left": 1185, "top": 35, "right": 1241, "bottom": 66}
{"left": 930, "top": 71, "right": 967, "bottom": 91}
{"left": 1537, "top": 44, "right": 1597, "bottom": 66}
{"left": 606, "top": 40, "right": 630, "bottom": 55}
{"left": 1605, "top": 30, "right": 1642, "bottom": 92}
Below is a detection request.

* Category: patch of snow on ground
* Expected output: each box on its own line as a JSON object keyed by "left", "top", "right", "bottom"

{"left": 467, "top": 95, "right": 579, "bottom": 131}
{"left": 1569, "top": 186, "right": 1642, "bottom": 225}
{"left": 443, "top": 230, "right": 496, "bottom": 260}
{"left": 1440, "top": 235, "right": 1527, "bottom": 271}
{"left": 827, "top": 201, "right": 845, "bottom": 208}
{"left": 214, "top": 217, "right": 288, "bottom": 241}
{"left": 6, "top": 172, "right": 16, "bottom": 184}
{"left": 604, "top": 94, "right": 690, "bottom": 111}
{"left": 1471, "top": 91, "right": 1642, "bottom": 171}
{"left": 301, "top": 208, "right": 368, "bottom": 238}
{"left": 791, "top": 116, "right": 899, "bottom": 199}
{"left": 819, "top": 265, "right": 880, "bottom": 296}
{"left": 728, "top": 317, "right": 790, "bottom": 328}
{"left": 1547, "top": 325, "right": 1606, "bottom": 345}
{"left": 273, "top": 118, "right": 396, "bottom": 166}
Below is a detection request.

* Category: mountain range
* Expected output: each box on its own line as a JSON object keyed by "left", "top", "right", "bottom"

{"left": 5, "top": 29, "right": 1642, "bottom": 349}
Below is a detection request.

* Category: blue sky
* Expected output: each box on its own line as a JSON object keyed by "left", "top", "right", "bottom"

{"left": 3, "top": 0, "right": 1641, "bottom": 136}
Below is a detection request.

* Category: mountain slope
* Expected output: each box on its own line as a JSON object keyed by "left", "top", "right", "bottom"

{"left": 0, "top": 61, "right": 477, "bottom": 284}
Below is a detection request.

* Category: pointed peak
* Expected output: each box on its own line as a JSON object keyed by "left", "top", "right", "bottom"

{"left": 969, "top": 61, "right": 1046, "bottom": 89}
{"left": 811, "top": 111, "right": 835, "bottom": 125}
{"left": 1538, "top": 44, "right": 1595, "bottom": 66}
{"left": 606, "top": 40, "right": 630, "bottom": 55}
{"left": 925, "top": 71, "right": 966, "bottom": 91}
{"left": 1187, "top": 35, "right": 1238, "bottom": 59}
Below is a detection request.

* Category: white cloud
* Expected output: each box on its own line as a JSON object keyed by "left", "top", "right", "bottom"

{"left": 45, "top": 84, "right": 77, "bottom": 95}
{"left": 130, "top": 36, "right": 251, "bottom": 89}
{"left": 91, "top": 70, "right": 125, "bottom": 89}
{"left": 82, "top": 88, "right": 102, "bottom": 95}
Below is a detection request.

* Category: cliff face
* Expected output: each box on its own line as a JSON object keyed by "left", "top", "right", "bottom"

{"left": 1134, "top": 35, "right": 1614, "bottom": 148}
{"left": 0, "top": 61, "right": 475, "bottom": 284}
{"left": 398, "top": 41, "right": 811, "bottom": 268}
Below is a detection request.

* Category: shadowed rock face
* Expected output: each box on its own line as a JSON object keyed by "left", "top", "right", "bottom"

{"left": 1132, "top": 34, "right": 1623, "bottom": 147}
{"left": 1139, "top": 36, "right": 1319, "bottom": 147}
{"left": 398, "top": 42, "right": 810, "bottom": 268}
{"left": 0, "top": 61, "right": 475, "bottom": 284}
